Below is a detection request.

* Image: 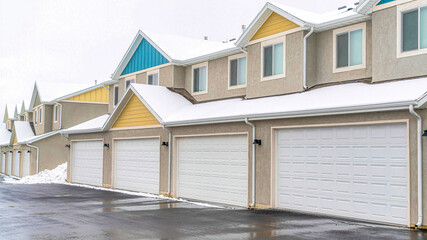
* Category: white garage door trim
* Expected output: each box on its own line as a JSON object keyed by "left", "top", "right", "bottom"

{"left": 176, "top": 133, "right": 249, "bottom": 207}
{"left": 272, "top": 121, "right": 409, "bottom": 226}
{"left": 71, "top": 140, "right": 104, "bottom": 187}
{"left": 7, "top": 152, "right": 12, "bottom": 176}
{"left": 13, "top": 150, "right": 20, "bottom": 177}
{"left": 1, "top": 153, "right": 5, "bottom": 173}
{"left": 22, "top": 150, "right": 30, "bottom": 177}
{"left": 113, "top": 137, "right": 160, "bottom": 194}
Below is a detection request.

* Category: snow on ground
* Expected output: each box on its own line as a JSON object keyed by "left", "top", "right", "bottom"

{"left": 1, "top": 163, "right": 225, "bottom": 209}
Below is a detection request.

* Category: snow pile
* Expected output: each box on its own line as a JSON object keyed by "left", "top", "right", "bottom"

{"left": 9, "top": 163, "right": 67, "bottom": 184}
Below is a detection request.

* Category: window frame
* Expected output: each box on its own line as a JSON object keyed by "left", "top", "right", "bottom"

{"left": 125, "top": 76, "right": 135, "bottom": 90}
{"left": 34, "top": 109, "right": 38, "bottom": 125}
{"left": 53, "top": 105, "right": 58, "bottom": 122}
{"left": 191, "top": 62, "right": 208, "bottom": 95}
{"left": 39, "top": 107, "right": 43, "bottom": 124}
{"left": 397, "top": 1, "right": 427, "bottom": 58}
{"left": 146, "top": 69, "right": 160, "bottom": 86}
{"left": 261, "top": 36, "right": 286, "bottom": 81}
{"left": 332, "top": 22, "right": 367, "bottom": 73}
{"left": 228, "top": 53, "right": 247, "bottom": 90}
{"left": 114, "top": 84, "right": 119, "bottom": 106}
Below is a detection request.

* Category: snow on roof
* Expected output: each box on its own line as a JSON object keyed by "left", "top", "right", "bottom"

{"left": 131, "top": 84, "right": 192, "bottom": 121}
{"left": 61, "top": 114, "right": 109, "bottom": 134}
{"left": 23, "top": 130, "right": 61, "bottom": 144}
{"left": 14, "top": 121, "right": 35, "bottom": 143}
{"left": 270, "top": 1, "right": 361, "bottom": 25}
{"left": 0, "top": 124, "right": 11, "bottom": 146}
{"left": 143, "top": 31, "right": 236, "bottom": 61}
{"left": 35, "top": 81, "right": 92, "bottom": 104}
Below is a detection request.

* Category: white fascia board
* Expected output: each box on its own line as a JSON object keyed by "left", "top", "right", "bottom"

{"left": 356, "top": 0, "right": 376, "bottom": 15}
{"left": 23, "top": 131, "right": 60, "bottom": 144}
{"left": 48, "top": 84, "right": 104, "bottom": 104}
{"left": 416, "top": 91, "right": 427, "bottom": 108}
{"left": 313, "top": 14, "right": 371, "bottom": 32}
{"left": 101, "top": 87, "right": 134, "bottom": 131}
{"left": 60, "top": 127, "right": 103, "bottom": 135}
{"left": 163, "top": 100, "right": 417, "bottom": 127}
{"left": 172, "top": 47, "right": 243, "bottom": 66}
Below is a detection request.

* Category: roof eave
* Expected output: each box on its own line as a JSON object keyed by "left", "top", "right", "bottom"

{"left": 172, "top": 47, "right": 244, "bottom": 66}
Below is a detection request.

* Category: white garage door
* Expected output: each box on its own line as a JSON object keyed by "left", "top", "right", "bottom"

{"left": 115, "top": 138, "right": 160, "bottom": 194}
{"left": 22, "top": 151, "right": 30, "bottom": 177}
{"left": 13, "top": 150, "right": 20, "bottom": 177}
{"left": 72, "top": 141, "right": 103, "bottom": 186}
{"left": 7, "top": 152, "right": 12, "bottom": 175}
{"left": 178, "top": 135, "right": 248, "bottom": 207}
{"left": 1, "top": 153, "right": 5, "bottom": 173}
{"left": 276, "top": 124, "right": 408, "bottom": 225}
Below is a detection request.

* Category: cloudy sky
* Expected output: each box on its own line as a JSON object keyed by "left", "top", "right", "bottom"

{"left": 0, "top": 0, "right": 355, "bottom": 118}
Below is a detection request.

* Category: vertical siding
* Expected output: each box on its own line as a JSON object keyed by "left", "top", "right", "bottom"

{"left": 251, "top": 12, "right": 299, "bottom": 41}
{"left": 377, "top": 0, "right": 395, "bottom": 5}
{"left": 112, "top": 94, "right": 159, "bottom": 128}
{"left": 66, "top": 87, "right": 109, "bottom": 103}
{"left": 121, "top": 38, "right": 169, "bottom": 76}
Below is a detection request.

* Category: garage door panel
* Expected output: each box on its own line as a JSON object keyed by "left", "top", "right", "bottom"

{"left": 276, "top": 124, "right": 408, "bottom": 225}
{"left": 72, "top": 141, "right": 103, "bottom": 186}
{"left": 115, "top": 138, "right": 159, "bottom": 194}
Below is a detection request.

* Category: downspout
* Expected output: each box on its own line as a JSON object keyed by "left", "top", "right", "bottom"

{"left": 409, "top": 104, "right": 423, "bottom": 228}
{"left": 303, "top": 26, "right": 314, "bottom": 90}
{"left": 245, "top": 118, "right": 256, "bottom": 208}
{"left": 162, "top": 125, "right": 172, "bottom": 196}
{"left": 26, "top": 143, "right": 39, "bottom": 174}
{"left": 55, "top": 102, "right": 63, "bottom": 130}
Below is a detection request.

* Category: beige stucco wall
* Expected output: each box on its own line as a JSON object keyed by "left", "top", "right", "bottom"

{"left": 306, "top": 21, "right": 372, "bottom": 87}
{"left": 372, "top": 7, "right": 427, "bottom": 82}
{"left": 173, "top": 66, "right": 185, "bottom": 88}
{"left": 246, "top": 31, "right": 304, "bottom": 99}
{"left": 34, "top": 105, "right": 53, "bottom": 135}
{"left": 33, "top": 134, "right": 68, "bottom": 172}
{"left": 184, "top": 56, "right": 247, "bottom": 102}
{"left": 52, "top": 101, "right": 108, "bottom": 130}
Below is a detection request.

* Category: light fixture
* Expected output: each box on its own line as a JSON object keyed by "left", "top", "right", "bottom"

{"left": 17, "top": 151, "right": 21, "bottom": 153}
{"left": 27, "top": 150, "right": 31, "bottom": 153}
{"left": 161, "top": 141, "right": 169, "bottom": 147}
{"left": 103, "top": 143, "right": 110, "bottom": 148}
{"left": 65, "top": 144, "right": 70, "bottom": 148}
{"left": 253, "top": 139, "right": 261, "bottom": 145}
{"left": 423, "top": 130, "right": 427, "bottom": 137}
{"left": 9, "top": 151, "right": 12, "bottom": 153}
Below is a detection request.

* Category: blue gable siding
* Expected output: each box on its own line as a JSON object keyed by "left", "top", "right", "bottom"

{"left": 121, "top": 38, "right": 169, "bottom": 76}
{"left": 377, "top": 0, "right": 395, "bottom": 5}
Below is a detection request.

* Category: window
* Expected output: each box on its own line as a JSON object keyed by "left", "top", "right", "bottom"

{"left": 39, "top": 108, "right": 43, "bottom": 124}
{"left": 54, "top": 105, "right": 58, "bottom": 122}
{"left": 398, "top": 2, "right": 427, "bottom": 58}
{"left": 114, "top": 86, "right": 119, "bottom": 106}
{"left": 147, "top": 71, "right": 159, "bottom": 85}
{"left": 192, "top": 63, "right": 208, "bottom": 94}
{"left": 24, "top": 115, "right": 26, "bottom": 121}
{"left": 402, "top": 6, "right": 427, "bottom": 52}
{"left": 34, "top": 110, "right": 37, "bottom": 124}
{"left": 261, "top": 37, "right": 285, "bottom": 80}
{"left": 333, "top": 22, "right": 366, "bottom": 73}
{"left": 229, "top": 54, "right": 247, "bottom": 88}
{"left": 125, "top": 77, "right": 135, "bottom": 89}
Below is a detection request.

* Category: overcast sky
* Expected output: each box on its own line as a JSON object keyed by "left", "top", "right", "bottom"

{"left": 0, "top": 0, "right": 355, "bottom": 118}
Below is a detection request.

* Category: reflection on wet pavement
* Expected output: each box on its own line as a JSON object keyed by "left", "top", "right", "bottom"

{"left": 0, "top": 182, "right": 425, "bottom": 240}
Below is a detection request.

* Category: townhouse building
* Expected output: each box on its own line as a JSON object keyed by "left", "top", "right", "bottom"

{"left": 52, "top": 0, "right": 427, "bottom": 228}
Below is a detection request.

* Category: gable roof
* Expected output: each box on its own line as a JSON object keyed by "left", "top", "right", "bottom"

{"left": 2, "top": 105, "right": 8, "bottom": 123}
{"left": 19, "top": 101, "right": 26, "bottom": 116}
{"left": 13, "top": 105, "right": 18, "bottom": 118}
{"left": 60, "top": 114, "right": 109, "bottom": 135}
{"left": 0, "top": 123, "right": 11, "bottom": 146}
{"left": 111, "top": 30, "right": 240, "bottom": 80}
{"left": 236, "top": 2, "right": 370, "bottom": 47}
{"left": 12, "top": 121, "right": 35, "bottom": 145}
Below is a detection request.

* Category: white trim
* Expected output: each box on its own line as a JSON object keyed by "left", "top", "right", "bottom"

{"left": 119, "top": 63, "right": 172, "bottom": 79}
{"left": 34, "top": 109, "right": 38, "bottom": 125}
{"left": 261, "top": 36, "right": 286, "bottom": 81}
{"left": 191, "top": 62, "right": 209, "bottom": 95}
{"left": 397, "top": 1, "right": 427, "bottom": 59}
{"left": 332, "top": 22, "right": 367, "bottom": 73}
{"left": 109, "top": 125, "right": 162, "bottom": 131}
{"left": 59, "top": 100, "right": 108, "bottom": 105}
{"left": 228, "top": 53, "right": 247, "bottom": 90}
{"left": 53, "top": 105, "right": 58, "bottom": 123}
{"left": 373, "top": 0, "right": 413, "bottom": 12}
{"left": 146, "top": 69, "right": 160, "bottom": 86}
{"left": 248, "top": 27, "right": 303, "bottom": 46}
{"left": 39, "top": 107, "right": 43, "bottom": 125}
{"left": 113, "top": 84, "right": 119, "bottom": 106}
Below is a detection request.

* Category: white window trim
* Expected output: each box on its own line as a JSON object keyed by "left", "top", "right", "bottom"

{"left": 39, "top": 107, "right": 43, "bottom": 124}
{"left": 191, "top": 62, "right": 208, "bottom": 95}
{"left": 332, "top": 22, "right": 367, "bottom": 73}
{"left": 397, "top": 0, "right": 427, "bottom": 58}
{"left": 34, "top": 109, "right": 38, "bottom": 125}
{"left": 228, "top": 53, "right": 247, "bottom": 90}
{"left": 125, "top": 76, "right": 136, "bottom": 89}
{"left": 261, "top": 36, "right": 286, "bottom": 81}
{"left": 146, "top": 69, "right": 160, "bottom": 85}
{"left": 53, "top": 105, "right": 58, "bottom": 123}
{"left": 373, "top": 0, "right": 412, "bottom": 12}
{"left": 113, "top": 84, "right": 119, "bottom": 106}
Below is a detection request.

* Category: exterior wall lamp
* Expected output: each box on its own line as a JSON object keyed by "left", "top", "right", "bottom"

{"left": 423, "top": 130, "right": 427, "bottom": 137}
{"left": 253, "top": 139, "right": 261, "bottom": 145}
{"left": 65, "top": 144, "right": 70, "bottom": 148}
{"left": 161, "top": 141, "right": 169, "bottom": 147}
{"left": 104, "top": 143, "right": 110, "bottom": 148}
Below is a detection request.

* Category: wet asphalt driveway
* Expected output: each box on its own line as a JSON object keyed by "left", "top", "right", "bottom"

{"left": 0, "top": 175, "right": 426, "bottom": 240}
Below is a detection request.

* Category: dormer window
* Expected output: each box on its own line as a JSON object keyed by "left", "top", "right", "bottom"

{"left": 261, "top": 36, "right": 285, "bottom": 81}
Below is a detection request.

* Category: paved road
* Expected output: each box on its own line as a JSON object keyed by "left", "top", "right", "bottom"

{"left": 0, "top": 175, "right": 426, "bottom": 239}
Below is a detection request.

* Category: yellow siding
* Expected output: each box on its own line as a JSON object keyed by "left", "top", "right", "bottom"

{"left": 13, "top": 135, "right": 17, "bottom": 144}
{"left": 250, "top": 12, "right": 299, "bottom": 41}
{"left": 66, "top": 86, "right": 109, "bottom": 103}
{"left": 112, "top": 94, "right": 159, "bottom": 128}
